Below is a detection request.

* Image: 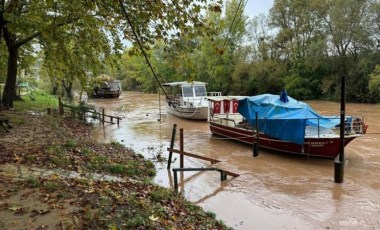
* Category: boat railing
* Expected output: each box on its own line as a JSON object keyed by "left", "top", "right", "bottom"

{"left": 305, "top": 116, "right": 367, "bottom": 138}
{"left": 212, "top": 117, "right": 237, "bottom": 127}
{"left": 207, "top": 92, "right": 222, "bottom": 97}
{"left": 212, "top": 115, "right": 366, "bottom": 138}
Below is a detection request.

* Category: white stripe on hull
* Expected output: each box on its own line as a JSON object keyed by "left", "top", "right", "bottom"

{"left": 166, "top": 105, "right": 208, "bottom": 120}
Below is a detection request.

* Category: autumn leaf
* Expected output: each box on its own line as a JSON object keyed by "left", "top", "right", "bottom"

{"left": 13, "top": 155, "right": 23, "bottom": 163}
{"left": 9, "top": 206, "right": 22, "bottom": 211}
{"left": 149, "top": 215, "right": 159, "bottom": 221}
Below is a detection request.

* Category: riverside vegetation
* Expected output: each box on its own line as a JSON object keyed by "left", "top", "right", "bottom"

{"left": 0, "top": 91, "right": 231, "bottom": 229}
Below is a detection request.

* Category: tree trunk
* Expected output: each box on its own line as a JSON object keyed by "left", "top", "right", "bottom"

{"left": 2, "top": 45, "right": 18, "bottom": 108}
{"left": 51, "top": 78, "right": 58, "bottom": 95}
{"left": 62, "top": 80, "right": 73, "bottom": 99}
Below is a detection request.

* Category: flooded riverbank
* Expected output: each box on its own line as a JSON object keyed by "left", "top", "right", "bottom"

{"left": 90, "top": 91, "right": 380, "bottom": 229}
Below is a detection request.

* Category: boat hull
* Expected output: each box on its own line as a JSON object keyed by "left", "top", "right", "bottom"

{"left": 166, "top": 104, "right": 209, "bottom": 120}
{"left": 209, "top": 121, "right": 358, "bottom": 158}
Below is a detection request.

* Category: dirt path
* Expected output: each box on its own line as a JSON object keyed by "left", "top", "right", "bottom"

{"left": 0, "top": 112, "right": 81, "bottom": 229}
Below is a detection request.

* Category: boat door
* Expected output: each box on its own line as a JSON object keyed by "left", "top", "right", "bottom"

{"left": 181, "top": 85, "right": 195, "bottom": 107}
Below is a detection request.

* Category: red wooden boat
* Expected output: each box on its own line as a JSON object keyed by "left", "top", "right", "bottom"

{"left": 209, "top": 119, "right": 365, "bottom": 158}
{"left": 207, "top": 93, "right": 367, "bottom": 158}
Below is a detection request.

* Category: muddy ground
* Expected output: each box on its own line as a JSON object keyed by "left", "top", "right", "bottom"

{"left": 0, "top": 109, "right": 230, "bottom": 229}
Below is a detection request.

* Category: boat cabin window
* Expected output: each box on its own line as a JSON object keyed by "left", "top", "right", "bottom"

{"left": 194, "top": 85, "right": 206, "bottom": 96}
{"left": 182, "top": 86, "right": 193, "bottom": 97}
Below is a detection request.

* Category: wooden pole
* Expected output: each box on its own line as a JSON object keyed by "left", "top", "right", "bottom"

{"left": 166, "top": 148, "right": 221, "bottom": 164}
{"left": 102, "top": 108, "right": 105, "bottom": 124}
{"left": 173, "top": 169, "right": 178, "bottom": 193}
{"left": 167, "top": 124, "right": 177, "bottom": 169}
{"left": 180, "top": 128, "right": 184, "bottom": 168}
{"left": 158, "top": 89, "right": 161, "bottom": 122}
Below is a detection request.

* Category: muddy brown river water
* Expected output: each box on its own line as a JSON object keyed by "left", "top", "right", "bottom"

{"left": 90, "top": 91, "right": 380, "bottom": 230}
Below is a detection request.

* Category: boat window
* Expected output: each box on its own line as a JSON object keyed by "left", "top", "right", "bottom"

{"left": 194, "top": 86, "right": 206, "bottom": 96}
{"left": 182, "top": 86, "right": 193, "bottom": 97}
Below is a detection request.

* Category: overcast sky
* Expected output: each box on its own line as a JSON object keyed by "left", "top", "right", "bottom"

{"left": 244, "top": 0, "right": 274, "bottom": 18}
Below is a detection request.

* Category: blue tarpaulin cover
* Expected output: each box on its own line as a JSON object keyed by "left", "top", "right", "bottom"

{"left": 237, "top": 92, "right": 339, "bottom": 145}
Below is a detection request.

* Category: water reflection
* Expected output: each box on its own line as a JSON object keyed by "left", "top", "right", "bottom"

{"left": 90, "top": 91, "right": 380, "bottom": 229}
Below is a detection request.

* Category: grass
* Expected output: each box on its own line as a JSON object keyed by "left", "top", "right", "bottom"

{"left": 86, "top": 155, "right": 108, "bottom": 171}
{"left": 43, "top": 181, "right": 59, "bottom": 192}
{"left": 64, "top": 139, "right": 77, "bottom": 149}
{"left": 110, "top": 140, "right": 123, "bottom": 148}
{"left": 47, "top": 145, "right": 65, "bottom": 155}
{"left": 24, "top": 155, "right": 37, "bottom": 162}
{"left": 14, "top": 89, "right": 59, "bottom": 112}
{"left": 25, "top": 177, "right": 40, "bottom": 188}
{"left": 50, "top": 156, "right": 71, "bottom": 167}
{"left": 103, "top": 164, "right": 127, "bottom": 174}
{"left": 150, "top": 187, "right": 172, "bottom": 202}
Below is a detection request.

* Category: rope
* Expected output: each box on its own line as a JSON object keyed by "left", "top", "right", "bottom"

{"left": 118, "top": 0, "right": 168, "bottom": 97}
{"left": 209, "top": 0, "right": 248, "bottom": 80}
{"left": 172, "top": 105, "right": 200, "bottom": 118}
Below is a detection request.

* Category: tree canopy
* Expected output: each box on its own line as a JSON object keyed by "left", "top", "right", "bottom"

{"left": 0, "top": 0, "right": 222, "bottom": 107}
{"left": 1, "top": 0, "right": 380, "bottom": 104}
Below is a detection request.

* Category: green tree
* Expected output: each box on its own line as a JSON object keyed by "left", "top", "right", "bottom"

{"left": 270, "top": 0, "right": 326, "bottom": 61}
{"left": 369, "top": 65, "right": 380, "bottom": 102}
{"left": 249, "top": 59, "right": 287, "bottom": 95}
{"left": 0, "top": 0, "right": 222, "bottom": 108}
{"left": 321, "top": 0, "right": 375, "bottom": 101}
{"left": 247, "top": 14, "right": 279, "bottom": 61}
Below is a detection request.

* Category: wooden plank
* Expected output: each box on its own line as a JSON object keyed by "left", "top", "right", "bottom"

{"left": 173, "top": 167, "right": 240, "bottom": 178}
{"left": 219, "top": 169, "right": 240, "bottom": 177}
{"left": 167, "top": 147, "right": 221, "bottom": 164}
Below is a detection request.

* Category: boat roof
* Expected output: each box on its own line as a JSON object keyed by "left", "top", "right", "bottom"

{"left": 206, "top": 96, "right": 247, "bottom": 101}
{"left": 162, "top": 81, "right": 207, "bottom": 87}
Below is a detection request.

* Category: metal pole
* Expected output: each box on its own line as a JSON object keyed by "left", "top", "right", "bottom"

{"left": 167, "top": 124, "right": 177, "bottom": 169}
{"left": 335, "top": 75, "right": 345, "bottom": 183}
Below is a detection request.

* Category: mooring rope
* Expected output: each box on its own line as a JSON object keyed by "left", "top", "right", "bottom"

{"left": 118, "top": 0, "right": 168, "bottom": 97}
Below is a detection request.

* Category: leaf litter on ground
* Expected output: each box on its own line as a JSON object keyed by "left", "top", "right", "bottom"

{"left": 0, "top": 108, "right": 232, "bottom": 229}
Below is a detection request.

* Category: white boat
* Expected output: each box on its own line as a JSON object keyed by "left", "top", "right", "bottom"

{"left": 163, "top": 81, "right": 221, "bottom": 120}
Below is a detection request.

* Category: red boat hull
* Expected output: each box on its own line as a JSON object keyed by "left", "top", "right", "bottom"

{"left": 209, "top": 121, "right": 358, "bottom": 158}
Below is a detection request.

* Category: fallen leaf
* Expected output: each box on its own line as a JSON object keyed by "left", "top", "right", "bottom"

{"left": 30, "top": 209, "right": 51, "bottom": 217}
{"left": 149, "top": 215, "right": 159, "bottom": 221}
{"left": 8, "top": 206, "right": 22, "bottom": 211}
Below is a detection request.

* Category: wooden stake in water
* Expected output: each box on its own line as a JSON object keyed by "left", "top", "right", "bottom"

{"left": 167, "top": 124, "right": 177, "bottom": 169}
{"left": 180, "top": 128, "right": 184, "bottom": 168}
